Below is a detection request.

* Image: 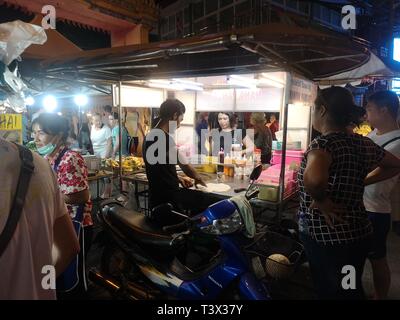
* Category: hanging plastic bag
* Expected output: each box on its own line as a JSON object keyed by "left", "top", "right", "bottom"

{"left": 0, "top": 20, "right": 47, "bottom": 66}
{"left": 0, "top": 21, "right": 47, "bottom": 113}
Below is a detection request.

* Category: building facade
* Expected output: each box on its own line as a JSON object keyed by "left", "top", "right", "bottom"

{"left": 159, "top": 0, "right": 361, "bottom": 40}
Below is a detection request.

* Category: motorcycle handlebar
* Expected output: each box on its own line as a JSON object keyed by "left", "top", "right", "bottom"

{"left": 162, "top": 220, "right": 189, "bottom": 233}
{"left": 169, "top": 230, "right": 191, "bottom": 246}
{"left": 245, "top": 185, "right": 260, "bottom": 200}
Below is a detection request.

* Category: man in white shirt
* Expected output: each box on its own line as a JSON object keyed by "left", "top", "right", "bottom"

{"left": 364, "top": 90, "right": 400, "bottom": 299}
{"left": 91, "top": 113, "right": 112, "bottom": 159}
{"left": 0, "top": 138, "right": 79, "bottom": 299}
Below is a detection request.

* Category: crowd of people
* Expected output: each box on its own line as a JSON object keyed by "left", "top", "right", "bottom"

{"left": 1, "top": 87, "right": 400, "bottom": 300}
{"left": 194, "top": 111, "right": 277, "bottom": 164}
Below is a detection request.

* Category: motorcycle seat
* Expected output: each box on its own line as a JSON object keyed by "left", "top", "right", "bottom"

{"left": 107, "top": 205, "right": 177, "bottom": 248}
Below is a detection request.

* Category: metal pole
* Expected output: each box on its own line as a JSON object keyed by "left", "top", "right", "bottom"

{"left": 278, "top": 73, "right": 292, "bottom": 219}
{"left": 78, "top": 105, "right": 81, "bottom": 137}
{"left": 118, "top": 81, "right": 123, "bottom": 193}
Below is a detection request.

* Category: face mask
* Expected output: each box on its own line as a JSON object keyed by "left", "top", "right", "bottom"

{"left": 37, "top": 143, "right": 56, "bottom": 156}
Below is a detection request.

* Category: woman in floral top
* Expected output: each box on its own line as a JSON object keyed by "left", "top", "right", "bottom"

{"left": 32, "top": 113, "right": 93, "bottom": 298}
{"left": 298, "top": 87, "right": 400, "bottom": 299}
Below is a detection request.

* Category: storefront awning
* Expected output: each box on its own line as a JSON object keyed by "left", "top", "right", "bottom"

{"left": 28, "top": 22, "right": 375, "bottom": 84}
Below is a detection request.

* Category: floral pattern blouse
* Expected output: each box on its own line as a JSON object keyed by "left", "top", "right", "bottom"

{"left": 47, "top": 146, "right": 93, "bottom": 226}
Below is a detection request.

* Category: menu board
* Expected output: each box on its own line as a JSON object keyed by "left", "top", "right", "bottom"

{"left": 289, "top": 75, "right": 317, "bottom": 105}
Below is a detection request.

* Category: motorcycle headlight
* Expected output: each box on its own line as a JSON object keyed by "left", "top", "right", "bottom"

{"left": 201, "top": 211, "right": 242, "bottom": 235}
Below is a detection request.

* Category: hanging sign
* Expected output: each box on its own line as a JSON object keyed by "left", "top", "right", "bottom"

{"left": 0, "top": 114, "right": 22, "bottom": 143}
{"left": 289, "top": 75, "right": 317, "bottom": 105}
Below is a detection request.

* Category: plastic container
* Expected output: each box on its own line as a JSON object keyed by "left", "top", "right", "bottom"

{"left": 223, "top": 155, "right": 234, "bottom": 177}
{"left": 202, "top": 163, "right": 216, "bottom": 173}
{"left": 256, "top": 163, "right": 298, "bottom": 202}
{"left": 257, "top": 164, "right": 294, "bottom": 184}
{"left": 272, "top": 141, "right": 302, "bottom": 150}
{"left": 272, "top": 141, "right": 282, "bottom": 150}
{"left": 257, "top": 183, "right": 280, "bottom": 201}
{"left": 234, "top": 160, "right": 245, "bottom": 180}
{"left": 271, "top": 150, "right": 303, "bottom": 167}
{"left": 256, "top": 178, "right": 297, "bottom": 202}
{"left": 82, "top": 155, "right": 101, "bottom": 171}
{"left": 287, "top": 141, "right": 302, "bottom": 150}
{"left": 231, "top": 143, "right": 242, "bottom": 160}
{"left": 224, "top": 154, "right": 233, "bottom": 164}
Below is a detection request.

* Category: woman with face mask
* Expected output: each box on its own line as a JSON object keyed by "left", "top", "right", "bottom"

{"left": 31, "top": 113, "right": 93, "bottom": 299}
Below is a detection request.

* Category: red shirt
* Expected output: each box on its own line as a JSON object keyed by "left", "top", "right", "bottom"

{"left": 47, "top": 146, "right": 93, "bottom": 226}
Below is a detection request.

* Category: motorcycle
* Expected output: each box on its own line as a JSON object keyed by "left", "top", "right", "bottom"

{"left": 91, "top": 165, "right": 288, "bottom": 300}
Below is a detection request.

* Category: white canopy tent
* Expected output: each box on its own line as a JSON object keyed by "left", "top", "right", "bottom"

{"left": 315, "top": 52, "right": 394, "bottom": 86}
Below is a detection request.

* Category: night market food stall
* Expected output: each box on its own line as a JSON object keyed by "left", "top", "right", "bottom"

{"left": 28, "top": 20, "right": 388, "bottom": 221}
{"left": 3, "top": 17, "right": 394, "bottom": 300}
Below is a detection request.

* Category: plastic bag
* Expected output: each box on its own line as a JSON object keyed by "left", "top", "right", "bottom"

{"left": 0, "top": 20, "right": 47, "bottom": 65}
{"left": 0, "top": 61, "right": 27, "bottom": 93}
{"left": 0, "top": 21, "right": 47, "bottom": 113}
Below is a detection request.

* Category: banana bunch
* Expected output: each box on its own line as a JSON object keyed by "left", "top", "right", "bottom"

{"left": 353, "top": 123, "right": 372, "bottom": 136}
{"left": 105, "top": 158, "right": 119, "bottom": 168}
{"left": 105, "top": 156, "right": 144, "bottom": 172}
{"left": 122, "top": 156, "right": 144, "bottom": 172}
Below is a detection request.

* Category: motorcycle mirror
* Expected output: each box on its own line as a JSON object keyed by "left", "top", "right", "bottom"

{"left": 249, "top": 165, "right": 263, "bottom": 181}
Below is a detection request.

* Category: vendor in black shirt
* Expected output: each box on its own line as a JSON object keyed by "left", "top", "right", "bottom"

{"left": 210, "top": 112, "right": 246, "bottom": 156}
{"left": 143, "top": 99, "right": 208, "bottom": 225}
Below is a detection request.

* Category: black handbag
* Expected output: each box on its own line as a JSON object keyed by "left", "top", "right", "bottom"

{"left": 0, "top": 144, "right": 34, "bottom": 257}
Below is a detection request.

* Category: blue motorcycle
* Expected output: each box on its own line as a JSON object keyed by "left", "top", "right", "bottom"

{"left": 91, "top": 166, "right": 277, "bottom": 300}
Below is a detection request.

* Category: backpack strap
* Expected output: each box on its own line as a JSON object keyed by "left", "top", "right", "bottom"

{"left": 381, "top": 137, "right": 400, "bottom": 149}
{"left": 0, "top": 144, "right": 35, "bottom": 258}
